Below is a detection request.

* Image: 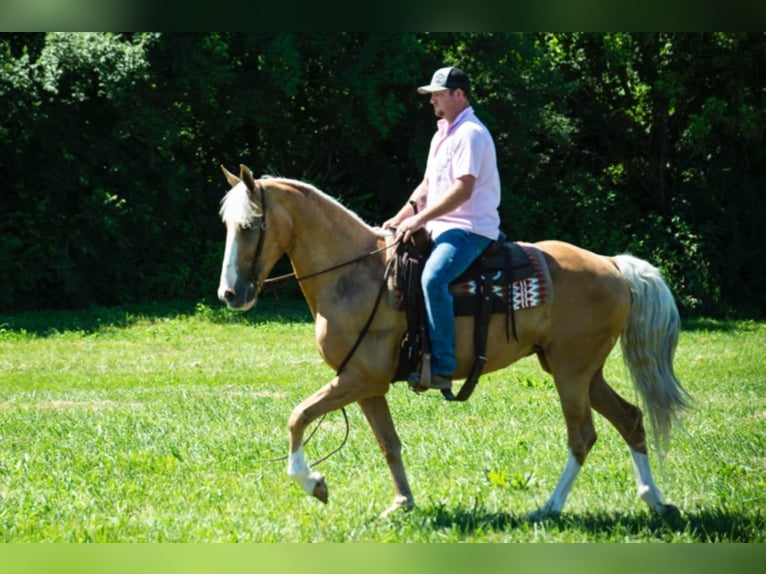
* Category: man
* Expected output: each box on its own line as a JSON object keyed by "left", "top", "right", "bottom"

{"left": 383, "top": 66, "right": 502, "bottom": 391}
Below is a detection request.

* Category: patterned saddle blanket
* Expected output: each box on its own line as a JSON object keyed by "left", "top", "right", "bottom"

{"left": 450, "top": 241, "right": 552, "bottom": 316}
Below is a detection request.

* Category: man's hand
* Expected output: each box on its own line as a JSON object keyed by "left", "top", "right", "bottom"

{"left": 394, "top": 215, "right": 424, "bottom": 243}
{"left": 382, "top": 217, "right": 399, "bottom": 230}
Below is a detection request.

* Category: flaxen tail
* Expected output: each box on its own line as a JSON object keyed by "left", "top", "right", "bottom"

{"left": 614, "top": 255, "right": 690, "bottom": 457}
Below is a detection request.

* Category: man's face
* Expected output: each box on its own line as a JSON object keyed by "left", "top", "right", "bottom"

{"left": 429, "top": 89, "right": 462, "bottom": 121}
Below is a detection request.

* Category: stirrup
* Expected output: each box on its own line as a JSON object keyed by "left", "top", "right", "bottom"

{"left": 408, "top": 372, "right": 452, "bottom": 392}
{"left": 407, "top": 372, "right": 429, "bottom": 393}
{"left": 407, "top": 353, "right": 432, "bottom": 392}
{"left": 406, "top": 354, "right": 453, "bottom": 393}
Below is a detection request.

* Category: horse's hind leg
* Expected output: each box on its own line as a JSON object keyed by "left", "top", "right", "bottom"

{"left": 529, "top": 368, "right": 597, "bottom": 521}
{"left": 589, "top": 369, "right": 672, "bottom": 514}
{"left": 358, "top": 396, "right": 414, "bottom": 517}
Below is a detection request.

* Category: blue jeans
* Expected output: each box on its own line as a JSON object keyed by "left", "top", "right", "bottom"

{"left": 421, "top": 228, "right": 493, "bottom": 377}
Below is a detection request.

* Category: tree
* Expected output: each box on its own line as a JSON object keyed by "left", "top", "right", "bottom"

{"left": 1, "top": 33, "right": 763, "bottom": 316}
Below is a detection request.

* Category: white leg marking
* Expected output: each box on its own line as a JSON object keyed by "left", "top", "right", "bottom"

{"left": 530, "top": 450, "right": 581, "bottom": 519}
{"left": 287, "top": 446, "right": 322, "bottom": 496}
{"left": 629, "top": 446, "right": 666, "bottom": 513}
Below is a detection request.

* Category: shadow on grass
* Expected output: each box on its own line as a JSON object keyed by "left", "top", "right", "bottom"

{"left": 0, "top": 295, "right": 313, "bottom": 337}
{"left": 681, "top": 317, "right": 753, "bottom": 333}
{"left": 417, "top": 502, "right": 764, "bottom": 542}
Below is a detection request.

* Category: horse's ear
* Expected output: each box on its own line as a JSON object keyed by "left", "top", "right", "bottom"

{"left": 239, "top": 164, "right": 256, "bottom": 193}
{"left": 220, "top": 164, "right": 240, "bottom": 188}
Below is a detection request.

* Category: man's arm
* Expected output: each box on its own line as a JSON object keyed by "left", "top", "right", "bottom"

{"left": 394, "top": 175, "right": 475, "bottom": 242}
{"left": 382, "top": 178, "right": 429, "bottom": 229}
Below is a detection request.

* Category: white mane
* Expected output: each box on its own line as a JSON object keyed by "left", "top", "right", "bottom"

{"left": 219, "top": 181, "right": 261, "bottom": 227}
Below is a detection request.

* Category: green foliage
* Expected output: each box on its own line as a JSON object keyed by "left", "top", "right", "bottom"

{"left": 1, "top": 33, "right": 764, "bottom": 317}
{"left": 36, "top": 32, "right": 155, "bottom": 102}
{"left": 534, "top": 32, "right": 766, "bottom": 316}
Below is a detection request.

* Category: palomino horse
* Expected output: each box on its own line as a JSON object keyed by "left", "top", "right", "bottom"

{"left": 217, "top": 164, "right": 689, "bottom": 519}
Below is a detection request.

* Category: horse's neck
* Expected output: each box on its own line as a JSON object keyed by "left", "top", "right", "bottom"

{"left": 278, "top": 184, "right": 383, "bottom": 313}
{"left": 286, "top": 189, "right": 376, "bottom": 260}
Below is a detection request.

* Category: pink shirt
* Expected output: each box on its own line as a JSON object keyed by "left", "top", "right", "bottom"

{"left": 424, "top": 106, "right": 501, "bottom": 240}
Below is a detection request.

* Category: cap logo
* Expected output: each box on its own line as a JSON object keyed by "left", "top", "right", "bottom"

{"left": 434, "top": 72, "right": 446, "bottom": 85}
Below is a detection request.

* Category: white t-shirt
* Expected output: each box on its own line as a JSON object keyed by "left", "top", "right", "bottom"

{"left": 424, "top": 106, "right": 501, "bottom": 241}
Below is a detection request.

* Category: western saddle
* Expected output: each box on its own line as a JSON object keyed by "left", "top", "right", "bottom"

{"left": 389, "top": 229, "right": 541, "bottom": 401}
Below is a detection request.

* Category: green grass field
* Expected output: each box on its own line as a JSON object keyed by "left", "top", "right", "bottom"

{"left": 0, "top": 298, "right": 763, "bottom": 542}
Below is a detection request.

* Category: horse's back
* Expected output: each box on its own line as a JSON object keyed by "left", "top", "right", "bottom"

{"left": 533, "top": 240, "right": 631, "bottom": 338}
{"left": 535, "top": 240, "right": 619, "bottom": 275}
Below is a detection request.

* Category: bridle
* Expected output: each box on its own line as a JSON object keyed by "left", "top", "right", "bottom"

{"left": 249, "top": 180, "right": 269, "bottom": 287}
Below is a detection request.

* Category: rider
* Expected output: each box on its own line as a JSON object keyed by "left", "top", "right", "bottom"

{"left": 383, "top": 66, "right": 502, "bottom": 391}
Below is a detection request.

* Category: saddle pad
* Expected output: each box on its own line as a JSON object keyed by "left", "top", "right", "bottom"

{"left": 450, "top": 243, "right": 553, "bottom": 315}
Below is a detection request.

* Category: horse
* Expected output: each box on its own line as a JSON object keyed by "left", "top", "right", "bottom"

{"left": 216, "top": 164, "right": 690, "bottom": 519}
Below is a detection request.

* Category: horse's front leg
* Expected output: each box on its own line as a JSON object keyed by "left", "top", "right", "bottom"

{"left": 358, "top": 395, "right": 414, "bottom": 517}
{"left": 286, "top": 445, "right": 327, "bottom": 503}
{"left": 286, "top": 374, "right": 365, "bottom": 504}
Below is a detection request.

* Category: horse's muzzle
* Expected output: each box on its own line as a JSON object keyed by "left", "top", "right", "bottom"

{"left": 218, "top": 281, "right": 256, "bottom": 311}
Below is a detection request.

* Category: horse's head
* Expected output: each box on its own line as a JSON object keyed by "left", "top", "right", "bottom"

{"left": 217, "top": 164, "right": 267, "bottom": 311}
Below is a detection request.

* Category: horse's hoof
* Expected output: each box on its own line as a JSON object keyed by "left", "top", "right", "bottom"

{"left": 660, "top": 503, "right": 680, "bottom": 518}
{"left": 312, "top": 477, "right": 328, "bottom": 503}
{"left": 527, "top": 507, "right": 559, "bottom": 522}
{"left": 379, "top": 495, "right": 414, "bottom": 519}
{"left": 527, "top": 510, "right": 543, "bottom": 522}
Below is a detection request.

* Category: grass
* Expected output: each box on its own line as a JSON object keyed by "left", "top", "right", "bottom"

{"left": 0, "top": 299, "right": 763, "bottom": 542}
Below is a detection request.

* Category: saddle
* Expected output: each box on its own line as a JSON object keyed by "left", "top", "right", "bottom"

{"left": 388, "top": 229, "right": 552, "bottom": 401}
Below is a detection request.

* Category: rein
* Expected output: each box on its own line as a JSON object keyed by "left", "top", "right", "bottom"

{"left": 263, "top": 243, "right": 394, "bottom": 286}
{"left": 249, "top": 179, "right": 400, "bottom": 466}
